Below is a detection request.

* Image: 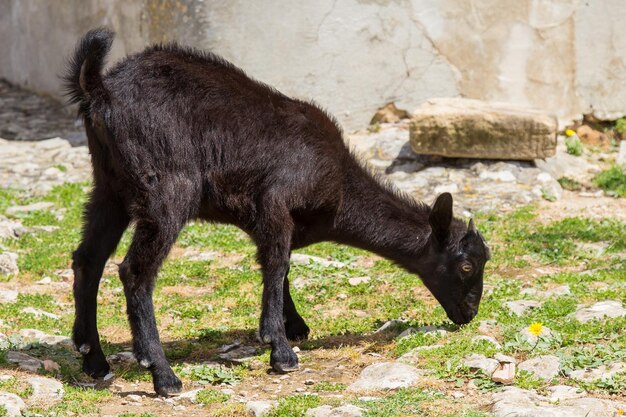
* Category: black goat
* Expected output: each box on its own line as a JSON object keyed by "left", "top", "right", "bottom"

{"left": 64, "top": 28, "right": 489, "bottom": 396}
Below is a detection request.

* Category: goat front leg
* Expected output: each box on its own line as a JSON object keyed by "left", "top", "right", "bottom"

{"left": 119, "top": 218, "right": 184, "bottom": 396}
{"left": 256, "top": 203, "right": 298, "bottom": 372}
{"left": 283, "top": 272, "right": 310, "bottom": 341}
{"left": 73, "top": 191, "right": 129, "bottom": 378}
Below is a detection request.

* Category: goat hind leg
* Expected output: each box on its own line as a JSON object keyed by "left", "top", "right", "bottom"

{"left": 283, "top": 272, "right": 310, "bottom": 341}
{"left": 73, "top": 193, "right": 129, "bottom": 378}
{"left": 119, "top": 217, "right": 184, "bottom": 396}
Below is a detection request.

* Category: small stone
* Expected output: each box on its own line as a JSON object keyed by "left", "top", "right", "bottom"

{"left": 43, "top": 359, "right": 60, "bottom": 372}
{"left": 0, "top": 289, "right": 18, "bottom": 304}
{"left": 450, "top": 391, "right": 465, "bottom": 399}
{"left": 36, "top": 276, "right": 52, "bottom": 285}
{"left": 374, "top": 319, "right": 405, "bottom": 333}
{"left": 0, "top": 252, "right": 19, "bottom": 276}
{"left": 477, "top": 319, "right": 498, "bottom": 335}
{"left": 348, "top": 276, "right": 371, "bottom": 286}
{"left": 518, "top": 355, "right": 560, "bottom": 381}
{"left": 545, "top": 285, "right": 571, "bottom": 297}
{"left": 107, "top": 351, "right": 136, "bottom": 364}
{"left": 0, "top": 219, "right": 24, "bottom": 239}
{"left": 0, "top": 392, "right": 25, "bottom": 417}
{"left": 290, "top": 253, "right": 346, "bottom": 268}
{"left": 19, "top": 329, "right": 73, "bottom": 348}
{"left": 397, "top": 328, "right": 416, "bottom": 339}
{"left": 617, "top": 140, "right": 626, "bottom": 167}
{"left": 547, "top": 385, "right": 586, "bottom": 402}
{"left": 479, "top": 170, "right": 517, "bottom": 182}
{"left": 22, "top": 307, "right": 60, "bottom": 320}
{"left": 126, "top": 394, "right": 142, "bottom": 403}
{"left": 574, "top": 300, "right": 626, "bottom": 323}
{"left": 6, "top": 201, "right": 54, "bottom": 215}
{"left": 27, "top": 376, "right": 65, "bottom": 403}
{"left": 504, "top": 300, "right": 542, "bottom": 316}
{"left": 370, "top": 102, "right": 410, "bottom": 124}
{"left": 348, "top": 362, "right": 420, "bottom": 392}
{"left": 569, "top": 362, "right": 626, "bottom": 383}
{"left": 304, "top": 379, "right": 315, "bottom": 385}
{"left": 415, "top": 325, "right": 449, "bottom": 336}
{"left": 6, "top": 351, "right": 42, "bottom": 372}
{"left": 491, "top": 362, "right": 515, "bottom": 385}
{"left": 306, "top": 404, "right": 363, "bottom": 417}
{"left": 246, "top": 400, "right": 277, "bottom": 417}
{"left": 463, "top": 354, "right": 499, "bottom": 376}
{"left": 218, "top": 345, "right": 257, "bottom": 362}
{"left": 173, "top": 405, "right": 186, "bottom": 411}
{"left": 493, "top": 353, "right": 516, "bottom": 364}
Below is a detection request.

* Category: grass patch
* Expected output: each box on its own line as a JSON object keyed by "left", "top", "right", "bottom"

{"left": 565, "top": 135, "right": 583, "bottom": 156}
{"left": 594, "top": 165, "right": 626, "bottom": 197}
{"left": 267, "top": 394, "right": 321, "bottom": 417}
{"left": 557, "top": 177, "right": 582, "bottom": 191}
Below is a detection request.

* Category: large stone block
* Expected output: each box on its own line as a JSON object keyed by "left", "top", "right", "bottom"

{"left": 409, "top": 98, "right": 557, "bottom": 160}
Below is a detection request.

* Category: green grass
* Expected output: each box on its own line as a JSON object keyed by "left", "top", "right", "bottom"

{"left": 565, "top": 135, "right": 583, "bottom": 156}
{"left": 557, "top": 177, "right": 582, "bottom": 191}
{"left": 1, "top": 180, "right": 625, "bottom": 416}
{"left": 594, "top": 165, "right": 626, "bottom": 197}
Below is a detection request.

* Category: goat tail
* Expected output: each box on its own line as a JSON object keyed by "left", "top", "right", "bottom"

{"left": 62, "top": 27, "right": 114, "bottom": 113}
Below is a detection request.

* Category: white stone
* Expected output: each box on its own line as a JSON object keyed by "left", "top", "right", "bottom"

{"left": 463, "top": 354, "right": 499, "bottom": 376}
{"left": 19, "top": 329, "right": 73, "bottom": 348}
{"left": 491, "top": 387, "right": 626, "bottom": 417}
{"left": 374, "top": 320, "right": 405, "bottom": 334}
{"left": 5, "top": 201, "right": 54, "bottom": 215}
{"left": 306, "top": 404, "right": 363, "bottom": 417}
{"left": 518, "top": 355, "right": 560, "bottom": 381}
{"left": 348, "top": 362, "right": 420, "bottom": 392}
{"left": 479, "top": 170, "right": 517, "bottom": 182}
{"left": 434, "top": 183, "right": 459, "bottom": 194}
{"left": 574, "top": 300, "right": 626, "bottom": 323}
{"left": 0, "top": 252, "right": 19, "bottom": 276}
{"left": 0, "top": 219, "right": 24, "bottom": 239}
{"left": 491, "top": 362, "right": 515, "bottom": 385}
{"left": 505, "top": 300, "right": 542, "bottom": 316}
{"left": 348, "top": 276, "right": 370, "bottom": 286}
{"left": 22, "top": 307, "right": 60, "bottom": 320}
{"left": 617, "top": 140, "right": 626, "bottom": 167}
{"left": 0, "top": 289, "right": 18, "bottom": 303}
{"left": 290, "top": 253, "right": 346, "bottom": 268}
{"left": 246, "top": 400, "right": 277, "bottom": 417}
{"left": 0, "top": 392, "right": 26, "bottom": 417}
{"left": 547, "top": 385, "right": 586, "bottom": 402}
{"left": 569, "top": 362, "right": 626, "bottom": 383}
{"left": 27, "top": 376, "right": 65, "bottom": 403}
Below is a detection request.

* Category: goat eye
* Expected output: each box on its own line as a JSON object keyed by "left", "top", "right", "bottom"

{"left": 461, "top": 263, "right": 473, "bottom": 273}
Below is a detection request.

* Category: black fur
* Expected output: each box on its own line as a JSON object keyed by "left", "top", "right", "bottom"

{"left": 64, "top": 28, "right": 489, "bottom": 396}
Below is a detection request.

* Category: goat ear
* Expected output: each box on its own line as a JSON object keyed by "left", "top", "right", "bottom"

{"left": 468, "top": 218, "right": 477, "bottom": 233}
{"left": 429, "top": 192, "right": 453, "bottom": 245}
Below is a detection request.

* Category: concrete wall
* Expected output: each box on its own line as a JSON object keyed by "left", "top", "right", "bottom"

{"left": 1, "top": 0, "right": 625, "bottom": 129}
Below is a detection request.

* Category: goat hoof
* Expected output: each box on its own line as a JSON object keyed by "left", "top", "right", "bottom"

{"left": 153, "top": 370, "right": 182, "bottom": 397}
{"left": 285, "top": 320, "right": 310, "bottom": 341}
{"left": 270, "top": 346, "right": 299, "bottom": 373}
{"left": 82, "top": 356, "right": 110, "bottom": 379}
{"left": 272, "top": 361, "right": 299, "bottom": 373}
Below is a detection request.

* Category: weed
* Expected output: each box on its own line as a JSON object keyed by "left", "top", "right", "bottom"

{"left": 557, "top": 177, "right": 582, "bottom": 191}
{"left": 196, "top": 389, "right": 230, "bottom": 405}
{"left": 565, "top": 135, "right": 583, "bottom": 156}
{"left": 594, "top": 165, "right": 626, "bottom": 197}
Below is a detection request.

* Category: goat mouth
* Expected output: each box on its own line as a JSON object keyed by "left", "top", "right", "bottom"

{"left": 447, "top": 303, "right": 475, "bottom": 325}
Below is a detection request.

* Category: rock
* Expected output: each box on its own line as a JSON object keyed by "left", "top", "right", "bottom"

{"left": 246, "top": 400, "right": 277, "bottom": 417}
{"left": 617, "top": 140, "right": 626, "bottom": 167}
{"left": 5, "top": 201, "right": 54, "bottom": 215}
{"left": 36, "top": 276, "right": 52, "bottom": 285}
{"left": 0, "top": 289, "right": 18, "bottom": 303}
{"left": 348, "top": 276, "right": 371, "bottom": 286}
{"left": 534, "top": 141, "right": 601, "bottom": 183}
{"left": 574, "top": 300, "right": 626, "bottom": 323}
{"left": 0, "top": 219, "right": 24, "bottom": 239}
{"left": 107, "top": 351, "right": 137, "bottom": 364}
{"left": 19, "top": 329, "right": 73, "bottom": 348}
{"left": 569, "top": 362, "right": 626, "bottom": 382}
{"left": 348, "top": 362, "right": 420, "bottom": 391}
{"left": 0, "top": 252, "right": 19, "bottom": 276}
{"left": 42, "top": 359, "right": 60, "bottom": 372}
{"left": 370, "top": 102, "right": 410, "bottom": 124}
{"left": 306, "top": 404, "right": 363, "bottom": 417}
{"left": 471, "top": 335, "right": 502, "bottom": 349}
{"left": 374, "top": 319, "right": 405, "bottom": 333}
{"left": 0, "top": 392, "right": 26, "bottom": 417}
{"left": 477, "top": 319, "right": 498, "bottom": 335}
{"left": 576, "top": 125, "right": 608, "bottom": 148}
{"left": 545, "top": 285, "right": 571, "bottom": 297}
{"left": 518, "top": 355, "right": 560, "bottom": 381}
{"left": 397, "top": 345, "right": 441, "bottom": 363}
{"left": 463, "top": 354, "right": 499, "bottom": 376}
{"left": 7, "top": 351, "right": 42, "bottom": 372}
{"left": 547, "top": 385, "right": 586, "bottom": 402}
{"left": 415, "top": 325, "right": 449, "bottom": 336}
{"left": 173, "top": 389, "right": 203, "bottom": 403}
{"left": 479, "top": 170, "right": 516, "bottom": 182}
{"left": 409, "top": 98, "right": 557, "bottom": 160}
{"left": 494, "top": 353, "right": 516, "bottom": 364}
{"left": 491, "top": 387, "right": 626, "bottom": 417}
{"left": 27, "top": 376, "right": 64, "bottom": 403}
{"left": 219, "top": 345, "right": 257, "bottom": 362}
{"left": 491, "top": 362, "right": 515, "bottom": 384}
{"left": 22, "top": 307, "right": 60, "bottom": 320}
{"left": 291, "top": 253, "right": 346, "bottom": 268}
{"left": 505, "top": 300, "right": 542, "bottom": 316}
{"left": 397, "top": 328, "right": 416, "bottom": 339}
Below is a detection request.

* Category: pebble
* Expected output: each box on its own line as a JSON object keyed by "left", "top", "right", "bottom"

{"left": 0, "top": 252, "right": 19, "bottom": 276}
{"left": 504, "top": 300, "right": 543, "bottom": 316}
{"left": 347, "top": 362, "right": 421, "bottom": 392}
{"left": 6, "top": 202, "right": 55, "bottom": 215}
{"left": 19, "top": 329, "right": 73, "bottom": 348}
{"left": 246, "top": 400, "right": 277, "bottom": 417}
{"left": 306, "top": 404, "right": 363, "bottom": 417}
{"left": 491, "top": 362, "right": 516, "bottom": 385}
{"left": 290, "top": 253, "right": 346, "bottom": 268}
{"left": 348, "top": 276, "right": 371, "bottom": 286}
{"left": 463, "top": 354, "right": 499, "bottom": 376}
{"left": 374, "top": 319, "right": 405, "bottom": 333}
{"left": 21, "top": 307, "right": 60, "bottom": 320}
{"left": 574, "top": 300, "right": 626, "bottom": 323}
{"left": 569, "top": 362, "right": 626, "bottom": 382}
{"left": 0, "top": 289, "right": 18, "bottom": 303}
{"left": 518, "top": 355, "right": 560, "bottom": 381}
{"left": 6, "top": 351, "right": 42, "bottom": 372}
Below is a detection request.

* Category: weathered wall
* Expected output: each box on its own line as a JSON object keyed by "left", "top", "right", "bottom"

{"left": 1, "top": 0, "right": 624, "bottom": 129}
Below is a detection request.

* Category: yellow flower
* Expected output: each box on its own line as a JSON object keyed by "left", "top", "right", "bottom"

{"left": 565, "top": 129, "right": 576, "bottom": 137}
{"left": 616, "top": 408, "right": 624, "bottom": 416}
{"left": 528, "top": 322, "right": 543, "bottom": 336}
